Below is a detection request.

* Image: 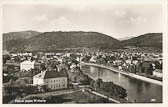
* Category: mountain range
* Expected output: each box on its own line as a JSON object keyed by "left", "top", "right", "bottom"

{"left": 122, "top": 33, "right": 162, "bottom": 49}
{"left": 3, "top": 31, "right": 162, "bottom": 52}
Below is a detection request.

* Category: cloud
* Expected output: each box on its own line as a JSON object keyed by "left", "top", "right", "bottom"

{"left": 115, "top": 10, "right": 126, "bottom": 17}
{"left": 129, "top": 16, "right": 147, "bottom": 24}
{"left": 34, "top": 14, "right": 48, "bottom": 22}
{"left": 47, "top": 16, "right": 75, "bottom": 31}
{"left": 49, "top": 16, "right": 71, "bottom": 27}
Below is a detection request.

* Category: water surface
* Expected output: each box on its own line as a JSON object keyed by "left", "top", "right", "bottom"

{"left": 81, "top": 65, "right": 162, "bottom": 103}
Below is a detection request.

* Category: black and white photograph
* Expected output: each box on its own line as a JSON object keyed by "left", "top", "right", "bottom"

{"left": 1, "top": 0, "right": 167, "bottom": 104}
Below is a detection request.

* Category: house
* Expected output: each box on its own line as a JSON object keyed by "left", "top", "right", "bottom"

{"left": 33, "top": 70, "right": 68, "bottom": 90}
{"left": 57, "top": 64, "right": 69, "bottom": 71}
{"left": 20, "top": 60, "right": 35, "bottom": 71}
{"left": 90, "top": 56, "right": 97, "bottom": 63}
{"left": 132, "top": 60, "right": 138, "bottom": 65}
{"left": 125, "top": 59, "right": 132, "bottom": 65}
{"left": 141, "top": 61, "right": 153, "bottom": 75}
{"left": 70, "top": 64, "right": 77, "bottom": 70}
{"left": 153, "top": 69, "right": 162, "bottom": 78}
{"left": 34, "top": 62, "right": 42, "bottom": 70}
{"left": 6, "top": 60, "right": 20, "bottom": 67}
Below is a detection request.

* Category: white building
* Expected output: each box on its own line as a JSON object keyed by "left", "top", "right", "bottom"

{"left": 33, "top": 70, "right": 68, "bottom": 90}
{"left": 125, "top": 59, "right": 132, "bottom": 65}
{"left": 20, "top": 60, "right": 35, "bottom": 71}
{"left": 153, "top": 69, "right": 162, "bottom": 78}
{"left": 90, "top": 56, "right": 97, "bottom": 63}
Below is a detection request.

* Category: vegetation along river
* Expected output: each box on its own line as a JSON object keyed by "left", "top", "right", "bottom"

{"left": 81, "top": 65, "right": 162, "bottom": 103}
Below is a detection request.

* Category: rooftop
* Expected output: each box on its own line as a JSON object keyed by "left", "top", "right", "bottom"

{"left": 34, "top": 69, "right": 68, "bottom": 79}
{"left": 21, "top": 60, "right": 35, "bottom": 64}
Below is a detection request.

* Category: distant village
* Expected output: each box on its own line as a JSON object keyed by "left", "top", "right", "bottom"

{"left": 2, "top": 47, "right": 162, "bottom": 103}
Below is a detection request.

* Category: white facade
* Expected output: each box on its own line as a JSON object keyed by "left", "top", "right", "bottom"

{"left": 44, "top": 77, "right": 67, "bottom": 90}
{"left": 153, "top": 70, "right": 162, "bottom": 78}
{"left": 90, "top": 56, "right": 97, "bottom": 62}
{"left": 20, "top": 60, "right": 35, "bottom": 71}
{"left": 33, "top": 78, "right": 44, "bottom": 85}
{"left": 33, "top": 71, "right": 68, "bottom": 90}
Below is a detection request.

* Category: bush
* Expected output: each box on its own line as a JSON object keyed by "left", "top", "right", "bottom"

{"left": 90, "top": 78, "right": 127, "bottom": 98}
{"left": 69, "top": 70, "right": 92, "bottom": 85}
{"left": 3, "top": 84, "right": 38, "bottom": 103}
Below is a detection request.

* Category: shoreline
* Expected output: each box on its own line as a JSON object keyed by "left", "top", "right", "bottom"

{"left": 81, "top": 62, "right": 162, "bottom": 86}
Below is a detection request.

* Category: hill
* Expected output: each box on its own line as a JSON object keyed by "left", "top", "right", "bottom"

{"left": 3, "top": 31, "right": 162, "bottom": 52}
{"left": 26, "top": 31, "right": 121, "bottom": 51}
{"left": 122, "top": 33, "right": 162, "bottom": 49}
{"left": 3, "top": 30, "right": 41, "bottom": 42}
{"left": 3, "top": 31, "right": 121, "bottom": 52}
{"left": 3, "top": 30, "right": 41, "bottom": 51}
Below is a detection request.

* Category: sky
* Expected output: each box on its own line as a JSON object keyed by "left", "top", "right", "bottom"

{"left": 2, "top": 1, "right": 163, "bottom": 39}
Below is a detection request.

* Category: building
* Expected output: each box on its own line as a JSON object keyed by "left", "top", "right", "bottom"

{"left": 90, "top": 56, "right": 97, "bottom": 63}
{"left": 153, "top": 69, "right": 162, "bottom": 78}
{"left": 6, "top": 60, "right": 20, "bottom": 67}
{"left": 136, "top": 61, "right": 142, "bottom": 73}
{"left": 33, "top": 70, "right": 68, "bottom": 90}
{"left": 20, "top": 60, "right": 35, "bottom": 71}
{"left": 34, "top": 62, "right": 42, "bottom": 70}
{"left": 57, "top": 64, "right": 69, "bottom": 71}
{"left": 141, "top": 61, "right": 153, "bottom": 75}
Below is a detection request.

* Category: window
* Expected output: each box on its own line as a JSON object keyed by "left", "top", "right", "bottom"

{"left": 62, "top": 84, "right": 65, "bottom": 87}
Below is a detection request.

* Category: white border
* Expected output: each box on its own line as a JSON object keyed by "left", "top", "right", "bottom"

{"left": 0, "top": 0, "right": 167, "bottom": 107}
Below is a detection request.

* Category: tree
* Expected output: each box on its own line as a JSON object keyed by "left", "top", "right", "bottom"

{"left": 82, "top": 55, "right": 91, "bottom": 62}
{"left": 90, "top": 78, "right": 127, "bottom": 98}
{"left": 71, "top": 59, "right": 79, "bottom": 65}
{"left": 153, "top": 61, "right": 162, "bottom": 69}
{"left": 9, "top": 78, "right": 15, "bottom": 86}
{"left": 89, "top": 96, "right": 109, "bottom": 103}
{"left": 92, "top": 78, "right": 103, "bottom": 90}
{"left": 3, "top": 55, "right": 10, "bottom": 64}
{"left": 40, "top": 63, "right": 46, "bottom": 70}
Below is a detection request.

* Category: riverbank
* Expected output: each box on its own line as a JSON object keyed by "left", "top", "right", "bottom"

{"left": 81, "top": 62, "right": 162, "bottom": 86}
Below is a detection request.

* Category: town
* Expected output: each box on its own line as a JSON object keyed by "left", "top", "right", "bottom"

{"left": 3, "top": 47, "right": 162, "bottom": 103}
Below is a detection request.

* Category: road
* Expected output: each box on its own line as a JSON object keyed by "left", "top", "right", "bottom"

{"left": 90, "top": 90, "right": 120, "bottom": 103}
{"left": 23, "top": 89, "right": 80, "bottom": 99}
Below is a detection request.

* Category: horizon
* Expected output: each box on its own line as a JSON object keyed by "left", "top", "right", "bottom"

{"left": 3, "top": 30, "right": 162, "bottom": 40}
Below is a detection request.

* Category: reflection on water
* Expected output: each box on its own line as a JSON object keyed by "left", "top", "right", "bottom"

{"left": 81, "top": 65, "right": 162, "bottom": 103}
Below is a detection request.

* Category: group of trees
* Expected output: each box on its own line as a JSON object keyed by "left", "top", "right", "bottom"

{"left": 96, "top": 55, "right": 116, "bottom": 64}
{"left": 81, "top": 55, "right": 91, "bottom": 63}
{"left": 3, "top": 54, "right": 10, "bottom": 64}
{"left": 68, "top": 69, "right": 127, "bottom": 99}
{"left": 3, "top": 74, "right": 18, "bottom": 83}
{"left": 90, "top": 78, "right": 127, "bottom": 98}
{"left": 68, "top": 68, "right": 92, "bottom": 85}
{"left": 3, "top": 84, "right": 38, "bottom": 103}
{"left": 89, "top": 96, "right": 109, "bottom": 103}
{"left": 3, "top": 65, "right": 41, "bottom": 103}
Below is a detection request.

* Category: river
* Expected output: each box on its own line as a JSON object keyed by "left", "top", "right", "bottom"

{"left": 81, "top": 65, "right": 162, "bottom": 103}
